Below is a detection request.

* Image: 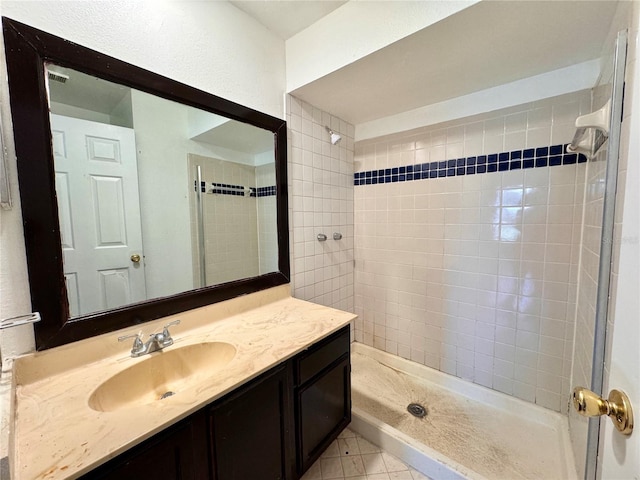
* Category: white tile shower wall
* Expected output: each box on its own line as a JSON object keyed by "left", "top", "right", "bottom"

{"left": 287, "top": 95, "right": 355, "bottom": 319}
{"left": 354, "top": 90, "right": 592, "bottom": 411}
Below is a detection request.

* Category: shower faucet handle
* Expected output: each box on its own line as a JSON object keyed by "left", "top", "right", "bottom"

{"left": 317, "top": 233, "right": 327, "bottom": 241}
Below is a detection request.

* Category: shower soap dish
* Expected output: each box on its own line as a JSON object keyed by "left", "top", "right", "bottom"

{"left": 567, "top": 99, "right": 611, "bottom": 159}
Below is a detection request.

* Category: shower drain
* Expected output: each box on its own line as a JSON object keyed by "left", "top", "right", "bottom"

{"left": 160, "top": 391, "right": 175, "bottom": 400}
{"left": 407, "top": 403, "right": 427, "bottom": 418}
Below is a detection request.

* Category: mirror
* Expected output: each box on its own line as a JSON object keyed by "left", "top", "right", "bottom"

{"left": 3, "top": 18, "right": 289, "bottom": 349}
{"left": 47, "top": 64, "right": 278, "bottom": 318}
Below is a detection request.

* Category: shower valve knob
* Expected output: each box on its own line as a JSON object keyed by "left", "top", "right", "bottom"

{"left": 572, "top": 387, "right": 633, "bottom": 435}
{"left": 317, "top": 233, "right": 327, "bottom": 241}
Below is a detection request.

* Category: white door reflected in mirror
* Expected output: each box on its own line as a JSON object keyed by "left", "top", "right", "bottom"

{"left": 52, "top": 114, "right": 147, "bottom": 317}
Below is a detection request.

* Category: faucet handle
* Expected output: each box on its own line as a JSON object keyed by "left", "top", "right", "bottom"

{"left": 160, "top": 319, "right": 180, "bottom": 345}
{"left": 163, "top": 319, "right": 181, "bottom": 330}
{"left": 118, "top": 332, "right": 143, "bottom": 349}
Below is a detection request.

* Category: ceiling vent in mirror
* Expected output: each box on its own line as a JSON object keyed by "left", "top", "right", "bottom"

{"left": 47, "top": 70, "right": 69, "bottom": 84}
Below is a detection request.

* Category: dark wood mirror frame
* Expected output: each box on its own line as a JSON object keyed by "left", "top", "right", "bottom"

{"left": 3, "top": 17, "right": 290, "bottom": 350}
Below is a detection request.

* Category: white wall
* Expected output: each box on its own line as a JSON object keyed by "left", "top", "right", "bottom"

{"left": 1, "top": 1, "right": 285, "bottom": 118}
{"left": 49, "top": 102, "right": 114, "bottom": 126}
{"left": 130, "top": 91, "right": 195, "bottom": 299}
{"left": 0, "top": 1, "right": 285, "bottom": 358}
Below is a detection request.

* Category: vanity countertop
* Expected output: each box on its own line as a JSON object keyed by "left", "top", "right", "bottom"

{"left": 9, "top": 285, "right": 356, "bottom": 479}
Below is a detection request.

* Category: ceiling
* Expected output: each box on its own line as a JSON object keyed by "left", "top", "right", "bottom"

{"left": 47, "top": 64, "right": 130, "bottom": 118}
{"left": 50, "top": 1, "right": 621, "bottom": 130}
{"left": 47, "top": 65, "right": 273, "bottom": 156}
{"left": 233, "top": 1, "right": 619, "bottom": 126}
{"left": 229, "top": 0, "right": 347, "bottom": 40}
{"left": 190, "top": 119, "right": 274, "bottom": 155}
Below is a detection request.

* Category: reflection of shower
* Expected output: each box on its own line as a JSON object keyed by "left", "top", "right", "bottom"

{"left": 208, "top": 184, "right": 254, "bottom": 196}
{"left": 325, "top": 126, "right": 342, "bottom": 145}
{"left": 195, "top": 165, "right": 206, "bottom": 288}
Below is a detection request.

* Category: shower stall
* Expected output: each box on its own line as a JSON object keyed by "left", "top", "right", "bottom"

{"left": 345, "top": 29, "right": 629, "bottom": 480}
{"left": 284, "top": 2, "right": 638, "bottom": 477}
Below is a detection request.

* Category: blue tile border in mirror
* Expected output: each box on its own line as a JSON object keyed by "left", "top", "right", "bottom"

{"left": 194, "top": 181, "right": 276, "bottom": 197}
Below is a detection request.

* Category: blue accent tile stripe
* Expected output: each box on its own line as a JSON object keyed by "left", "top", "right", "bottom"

{"left": 194, "top": 182, "right": 276, "bottom": 197}
{"left": 354, "top": 144, "right": 586, "bottom": 186}
{"left": 211, "top": 182, "right": 248, "bottom": 196}
{"left": 253, "top": 185, "right": 276, "bottom": 197}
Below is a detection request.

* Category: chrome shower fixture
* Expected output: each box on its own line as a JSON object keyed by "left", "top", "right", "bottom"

{"left": 325, "top": 126, "right": 342, "bottom": 145}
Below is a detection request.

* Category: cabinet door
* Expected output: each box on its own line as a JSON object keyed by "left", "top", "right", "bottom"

{"left": 82, "top": 411, "right": 209, "bottom": 480}
{"left": 297, "top": 354, "right": 351, "bottom": 472}
{"left": 210, "top": 364, "right": 295, "bottom": 480}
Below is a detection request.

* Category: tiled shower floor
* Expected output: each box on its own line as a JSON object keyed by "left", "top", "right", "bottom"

{"left": 349, "top": 344, "right": 577, "bottom": 480}
{"left": 301, "top": 428, "right": 432, "bottom": 480}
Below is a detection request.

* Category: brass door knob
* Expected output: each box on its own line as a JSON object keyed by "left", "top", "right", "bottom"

{"left": 573, "top": 387, "right": 633, "bottom": 435}
{"left": 130, "top": 254, "right": 141, "bottom": 263}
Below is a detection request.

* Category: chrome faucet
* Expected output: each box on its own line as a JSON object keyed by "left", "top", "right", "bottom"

{"left": 118, "top": 319, "right": 181, "bottom": 357}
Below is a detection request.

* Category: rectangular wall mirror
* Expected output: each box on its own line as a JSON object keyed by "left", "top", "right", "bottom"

{"left": 3, "top": 17, "right": 289, "bottom": 349}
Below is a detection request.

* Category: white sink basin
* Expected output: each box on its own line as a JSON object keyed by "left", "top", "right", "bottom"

{"left": 88, "top": 342, "right": 236, "bottom": 412}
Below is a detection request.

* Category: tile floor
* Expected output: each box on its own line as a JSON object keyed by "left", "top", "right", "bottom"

{"left": 300, "top": 428, "right": 433, "bottom": 480}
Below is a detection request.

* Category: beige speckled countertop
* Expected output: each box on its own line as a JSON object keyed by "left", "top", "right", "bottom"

{"left": 9, "top": 285, "right": 356, "bottom": 480}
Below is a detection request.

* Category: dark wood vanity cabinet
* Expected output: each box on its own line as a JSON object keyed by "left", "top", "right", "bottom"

{"left": 294, "top": 328, "right": 352, "bottom": 473}
{"left": 82, "top": 326, "right": 350, "bottom": 480}
{"left": 209, "top": 364, "right": 296, "bottom": 480}
{"left": 82, "top": 410, "right": 210, "bottom": 479}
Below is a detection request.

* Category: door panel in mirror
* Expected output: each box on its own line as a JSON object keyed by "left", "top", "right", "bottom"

{"left": 51, "top": 114, "right": 147, "bottom": 317}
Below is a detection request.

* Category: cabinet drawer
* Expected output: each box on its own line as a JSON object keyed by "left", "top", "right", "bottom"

{"left": 296, "top": 326, "right": 350, "bottom": 386}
